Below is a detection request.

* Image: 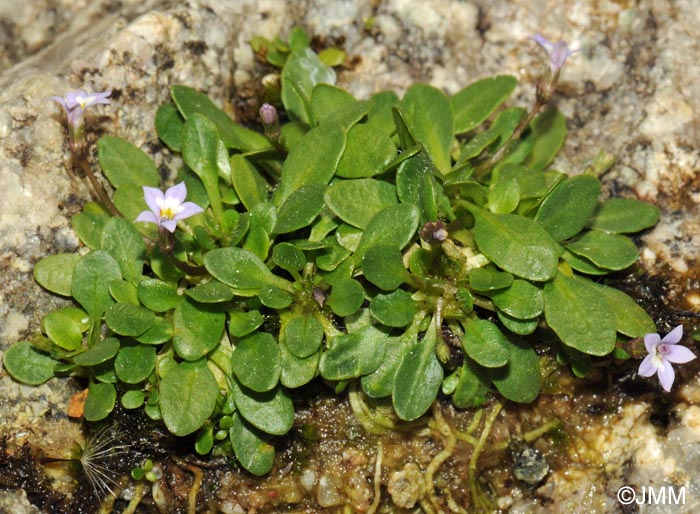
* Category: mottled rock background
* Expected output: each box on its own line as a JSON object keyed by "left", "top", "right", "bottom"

{"left": 1, "top": 0, "right": 699, "bottom": 512}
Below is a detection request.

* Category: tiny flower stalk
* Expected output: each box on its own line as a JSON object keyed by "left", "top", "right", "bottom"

{"left": 51, "top": 90, "right": 120, "bottom": 216}
{"left": 474, "top": 34, "right": 577, "bottom": 180}
{"left": 136, "top": 183, "right": 207, "bottom": 275}
{"left": 259, "top": 103, "right": 285, "bottom": 155}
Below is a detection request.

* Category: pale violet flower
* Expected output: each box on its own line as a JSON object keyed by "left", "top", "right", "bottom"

{"left": 50, "top": 90, "right": 112, "bottom": 128}
{"left": 530, "top": 34, "right": 578, "bottom": 74}
{"left": 638, "top": 325, "right": 696, "bottom": 392}
{"left": 135, "top": 182, "right": 203, "bottom": 233}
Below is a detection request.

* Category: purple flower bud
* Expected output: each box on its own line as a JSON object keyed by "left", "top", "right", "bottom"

{"left": 420, "top": 220, "right": 448, "bottom": 244}
{"left": 259, "top": 103, "right": 278, "bottom": 126}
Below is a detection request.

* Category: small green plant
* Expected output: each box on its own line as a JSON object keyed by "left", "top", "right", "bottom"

{"left": 4, "top": 28, "right": 671, "bottom": 476}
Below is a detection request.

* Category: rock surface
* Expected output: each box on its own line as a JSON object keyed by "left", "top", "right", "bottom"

{"left": 1, "top": 0, "right": 699, "bottom": 512}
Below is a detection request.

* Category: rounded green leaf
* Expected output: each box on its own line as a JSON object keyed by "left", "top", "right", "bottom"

{"left": 232, "top": 333, "right": 281, "bottom": 393}
{"left": 230, "top": 154, "right": 268, "bottom": 211}
{"left": 3, "top": 341, "right": 58, "bottom": 385}
{"left": 101, "top": 217, "right": 145, "bottom": 282}
{"left": 361, "top": 340, "right": 407, "bottom": 398}
{"left": 497, "top": 311, "right": 538, "bottom": 336}
{"left": 362, "top": 245, "right": 408, "bottom": 291}
{"left": 138, "top": 279, "right": 182, "bottom": 312}
{"left": 396, "top": 150, "right": 438, "bottom": 224}
{"left": 471, "top": 208, "right": 560, "bottom": 282}
{"left": 231, "top": 380, "right": 294, "bottom": 436}
{"left": 524, "top": 108, "right": 567, "bottom": 172}
{"left": 488, "top": 177, "right": 520, "bottom": 214}
{"left": 319, "top": 326, "right": 387, "bottom": 381}
{"left": 186, "top": 281, "right": 234, "bottom": 303}
{"left": 336, "top": 124, "right": 396, "bottom": 179}
{"left": 71, "top": 250, "right": 122, "bottom": 319}
{"left": 273, "top": 184, "right": 326, "bottom": 234}
{"left": 155, "top": 103, "right": 184, "bottom": 152}
{"left": 72, "top": 209, "right": 109, "bottom": 249}
{"left": 452, "top": 75, "right": 517, "bottom": 134}
{"left": 109, "top": 279, "right": 139, "bottom": 306}
{"left": 159, "top": 360, "right": 219, "bottom": 436}
{"left": 97, "top": 136, "right": 160, "bottom": 189}
{"left": 325, "top": 179, "right": 398, "bottom": 229}
{"left": 489, "top": 280, "right": 543, "bottom": 320}
{"left": 452, "top": 360, "right": 490, "bottom": 409}
{"left": 469, "top": 267, "right": 514, "bottom": 292}
{"left": 565, "top": 231, "right": 638, "bottom": 271}
{"left": 283, "top": 315, "right": 324, "bottom": 358}
{"left": 228, "top": 310, "right": 264, "bottom": 338}
{"left": 121, "top": 390, "right": 145, "bottom": 410}
{"left": 487, "top": 339, "right": 541, "bottom": 403}
{"left": 370, "top": 290, "right": 417, "bottom": 328}
{"left": 135, "top": 317, "right": 173, "bottom": 345}
{"left": 230, "top": 413, "right": 275, "bottom": 476}
{"left": 259, "top": 286, "right": 293, "bottom": 309}
{"left": 535, "top": 174, "right": 601, "bottom": 241}
{"left": 33, "top": 254, "right": 81, "bottom": 296}
{"left": 105, "top": 303, "right": 155, "bottom": 337}
{"left": 173, "top": 299, "right": 225, "bottom": 361}
{"left": 588, "top": 198, "right": 660, "bottom": 233}
{"left": 327, "top": 278, "right": 364, "bottom": 317}
{"left": 73, "top": 337, "right": 120, "bottom": 366}
{"left": 543, "top": 273, "right": 616, "bottom": 356}
{"left": 354, "top": 204, "right": 420, "bottom": 265}
{"left": 272, "top": 243, "right": 306, "bottom": 272}
{"left": 84, "top": 382, "right": 117, "bottom": 421}
{"left": 43, "top": 308, "right": 89, "bottom": 351}
{"left": 280, "top": 343, "right": 320, "bottom": 389}
{"left": 461, "top": 319, "right": 510, "bottom": 368}
{"left": 282, "top": 47, "right": 336, "bottom": 124}
{"left": 204, "top": 247, "right": 289, "bottom": 291}
{"left": 591, "top": 283, "right": 656, "bottom": 337}
{"left": 115, "top": 343, "right": 156, "bottom": 384}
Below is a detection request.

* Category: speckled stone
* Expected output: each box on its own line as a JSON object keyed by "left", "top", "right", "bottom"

{"left": 1, "top": 0, "right": 700, "bottom": 512}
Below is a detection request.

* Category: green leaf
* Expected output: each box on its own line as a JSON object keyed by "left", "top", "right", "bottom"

{"left": 561, "top": 250, "right": 608, "bottom": 276}
{"left": 105, "top": 303, "right": 155, "bottom": 336}
{"left": 33, "top": 254, "right": 81, "bottom": 296}
{"left": 489, "top": 280, "right": 543, "bottom": 320}
{"left": 353, "top": 204, "right": 420, "bottom": 265}
{"left": 310, "top": 84, "right": 356, "bottom": 126}
{"left": 121, "top": 390, "right": 145, "bottom": 410}
{"left": 84, "top": 382, "right": 116, "bottom": 421}
{"left": 204, "top": 247, "right": 290, "bottom": 291}
{"left": 336, "top": 124, "right": 396, "bottom": 178}
{"left": 453, "top": 359, "right": 490, "bottom": 409}
{"left": 115, "top": 343, "right": 156, "bottom": 384}
{"left": 231, "top": 380, "right": 295, "bottom": 436}
{"left": 392, "top": 324, "right": 443, "bottom": 421}
{"left": 72, "top": 209, "right": 110, "bottom": 249}
{"left": 543, "top": 273, "right": 616, "bottom": 356}
{"left": 97, "top": 136, "right": 160, "bottom": 189}
{"left": 3, "top": 341, "right": 58, "bottom": 385}
{"left": 72, "top": 250, "right": 122, "bottom": 319}
{"left": 361, "top": 340, "right": 407, "bottom": 398}
{"left": 274, "top": 124, "right": 345, "bottom": 205}
{"left": 273, "top": 184, "right": 325, "bottom": 234}
{"left": 288, "top": 26, "right": 310, "bottom": 50}
{"left": 320, "top": 325, "right": 387, "bottom": 380}
{"left": 283, "top": 315, "right": 324, "bottom": 358}
{"left": 461, "top": 319, "right": 509, "bottom": 368}
{"left": 137, "top": 279, "right": 182, "bottom": 312}
{"left": 452, "top": 75, "right": 518, "bottom": 134}
{"left": 318, "top": 47, "right": 346, "bottom": 66}
{"left": 43, "top": 307, "right": 89, "bottom": 351}
{"left": 535, "top": 174, "right": 601, "bottom": 241}
{"left": 370, "top": 290, "right": 417, "bottom": 328}
{"left": 228, "top": 310, "right": 264, "bottom": 338}
{"left": 488, "top": 177, "right": 520, "bottom": 214}
{"left": 401, "top": 84, "right": 453, "bottom": 174}
{"left": 160, "top": 360, "right": 219, "bottom": 436}
{"left": 232, "top": 332, "right": 281, "bottom": 393}
{"left": 155, "top": 103, "right": 184, "bottom": 151}
{"left": 469, "top": 267, "right": 514, "bottom": 292}
{"left": 115, "top": 185, "right": 156, "bottom": 237}
{"left": 281, "top": 47, "right": 336, "bottom": 124}
{"left": 457, "top": 107, "right": 525, "bottom": 162}
{"left": 280, "top": 343, "right": 319, "bottom": 389}
{"left": 171, "top": 85, "right": 270, "bottom": 150}
{"left": 523, "top": 109, "right": 567, "bottom": 172}
{"left": 272, "top": 243, "right": 306, "bottom": 272}
{"left": 591, "top": 283, "right": 656, "bottom": 337}
{"left": 366, "top": 90, "right": 400, "bottom": 135}
{"left": 488, "top": 339, "right": 541, "bottom": 403}
{"left": 325, "top": 179, "right": 398, "bottom": 229}
{"left": 498, "top": 311, "right": 538, "bottom": 336}
{"left": 109, "top": 279, "right": 138, "bottom": 306}
{"left": 173, "top": 299, "right": 225, "bottom": 361}
{"left": 73, "top": 337, "right": 120, "bottom": 366}
{"left": 396, "top": 150, "right": 438, "bottom": 224}
{"left": 588, "top": 198, "right": 660, "bottom": 233}
{"left": 186, "top": 281, "right": 234, "bottom": 303}
{"left": 565, "top": 231, "right": 638, "bottom": 270}
{"left": 230, "top": 154, "right": 268, "bottom": 211}
{"left": 327, "top": 277, "right": 365, "bottom": 317}
{"left": 470, "top": 207, "right": 560, "bottom": 281}
{"left": 136, "top": 317, "right": 173, "bottom": 345}
{"left": 362, "top": 245, "right": 409, "bottom": 291}
{"left": 230, "top": 413, "right": 275, "bottom": 476}
{"left": 101, "top": 217, "right": 145, "bottom": 283}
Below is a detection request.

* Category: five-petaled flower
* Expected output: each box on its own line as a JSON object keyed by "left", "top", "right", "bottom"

{"left": 50, "top": 90, "right": 112, "bottom": 129}
{"left": 135, "top": 182, "right": 203, "bottom": 233}
{"left": 638, "top": 325, "right": 696, "bottom": 392}
{"left": 530, "top": 34, "right": 578, "bottom": 75}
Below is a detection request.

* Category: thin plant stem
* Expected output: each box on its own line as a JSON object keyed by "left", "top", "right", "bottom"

{"left": 75, "top": 156, "right": 120, "bottom": 216}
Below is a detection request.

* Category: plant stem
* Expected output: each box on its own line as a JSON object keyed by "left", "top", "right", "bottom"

{"left": 75, "top": 156, "right": 120, "bottom": 216}
{"left": 158, "top": 228, "right": 207, "bottom": 276}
